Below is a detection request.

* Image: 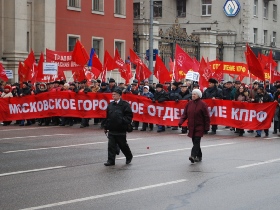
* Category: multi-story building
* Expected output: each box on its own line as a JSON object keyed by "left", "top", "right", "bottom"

{"left": 0, "top": 0, "right": 133, "bottom": 82}
{"left": 133, "top": 0, "right": 280, "bottom": 74}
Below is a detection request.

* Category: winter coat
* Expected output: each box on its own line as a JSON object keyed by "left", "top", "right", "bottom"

{"left": 169, "top": 88, "right": 182, "bottom": 101}
{"left": 154, "top": 90, "right": 169, "bottom": 102}
{"left": 254, "top": 92, "right": 272, "bottom": 103}
{"left": 222, "top": 87, "right": 232, "bottom": 100}
{"left": 20, "top": 87, "right": 31, "bottom": 96}
{"left": 202, "top": 86, "right": 223, "bottom": 99}
{"left": 141, "top": 92, "right": 154, "bottom": 99}
{"left": 104, "top": 99, "right": 133, "bottom": 133}
{"left": 179, "top": 90, "right": 191, "bottom": 100}
{"left": 179, "top": 98, "right": 210, "bottom": 138}
{"left": 98, "top": 87, "right": 111, "bottom": 93}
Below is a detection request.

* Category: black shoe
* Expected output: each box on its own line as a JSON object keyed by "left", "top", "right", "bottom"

{"left": 208, "top": 131, "right": 216, "bottom": 135}
{"left": 126, "top": 157, "right": 133, "bottom": 164}
{"left": 172, "top": 127, "right": 178, "bottom": 130}
{"left": 25, "top": 123, "right": 31, "bottom": 126}
{"left": 265, "top": 133, "right": 269, "bottom": 137}
{"left": 272, "top": 131, "right": 277, "bottom": 134}
{"left": 194, "top": 157, "right": 202, "bottom": 162}
{"left": 181, "top": 130, "right": 187, "bottom": 134}
{"left": 189, "top": 156, "right": 195, "bottom": 163}
{"left": 38, "top": 122, "right": 42, "bottom": 126}
{"left": 59, "top": 124, "right": 65, "bottom": 126}
{"left": 239, "top": 133, "right": 243, "bottom": 136}
{"left": 234, "top": 130, "right": 239, "bottom": 133}
{"left": 140, "top": 128, "right": 146, "bottom": 131}
{"left": 255, "top": 134, "right": 261, "bottom": 137}
{"left": 93, "top": 123, "right": 98, "bottom": 125}
{"left": 225, "top": 126, "right": 230, "bottom": 128}
{"left": 157, "top": 129, "right": 165, "bottom": 133}
{"left": 247, "top": 130, "right": 254, "bottom": 133}
{"left": 104, "top": 162, "right": 115, "bottom": 166}
{"left": 230, "top": 128, "right": 235, "bottom": 131}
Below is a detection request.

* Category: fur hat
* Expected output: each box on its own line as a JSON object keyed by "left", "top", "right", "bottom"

{"left": 192, "top": 89, "right": 202, "bottom": 98}
{"left": 39, "top": 83, "right": 47, "bottom": 91}
{"left": 208, "top": 78, "right": 218, "bottom": 84}
{"left": 156, "top": 83, "right": 163, "bottom": 88}
{"left": 109, "top": 78, "right": 115, "bottom": 83}
{"left": 113, "top": 88, "right": 122, "bottom": 95}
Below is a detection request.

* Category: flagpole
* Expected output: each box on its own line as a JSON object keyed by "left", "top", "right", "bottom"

{"left": 172, "top": 58, "right": 176, "bottom": 82}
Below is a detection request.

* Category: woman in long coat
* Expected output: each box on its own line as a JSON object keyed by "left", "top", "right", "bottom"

{"left": 179, "top": 89, "right": 210, "bottom": 163}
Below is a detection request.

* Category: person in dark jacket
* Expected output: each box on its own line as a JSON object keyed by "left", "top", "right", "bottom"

{"left": 202, "top": 78, "right": 223, "bottom": 134}
{"left": 273, "top": 85, "right": 280, "bottom": 134}
{"left": 103, "top": 88, "right": 133, "bottom": 166}
{"left": 254, "top": 86, "right": 273, "bottom": 137}
{"left": 108, "top": 78, "right": 116, "bottom": 92}
{"left": 153, "top": 83, "right": 169, "bottom": 132}
{"left": 179, "top": 83, "right": 191, "bottom": 101}
{"left": 223, "top": 81, "right": 233, "bottom": 100}
{"left": 265, "top": 80, "right": 276, "bottom": 95}
{"left": 179, "top": 89, "right": 210, "bottom": 163}
{"left": 80, "top": 82, "right": 93, "bottom": 128}
{"left": 169, "top": 82, "right": 182, "bottom": 101}
{"left": 19, "top": 82, "right": 32, "bottom": 126}
{"left": 140, "top": 86, "right": 154, "bottom": 131}
{"left": 98, "top": 82, "right": 111, "bottom": 93}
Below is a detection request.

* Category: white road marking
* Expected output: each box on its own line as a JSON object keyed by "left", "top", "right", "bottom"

{"left": 19, "top": 179, "right": 187, "bottom": 210}
{"left": 3, "top": 138, "right": 143, "bottom": 153}
{"left": 0, "top": 134, "right": 70, "bottom": 141}
{"left": 0, "top": 127, "right": 55, "bottom": 132}
{"left": 236, "top": 158, "right": 280, "bottom": 169}
{"left": 117, "top": 142, "right": 236, "bottom": 159}
{"left": 263, "top": 137, "right": 280, "bottom": 140}
{"left": 0, "top": 166, "right": 65, "bottom": 177}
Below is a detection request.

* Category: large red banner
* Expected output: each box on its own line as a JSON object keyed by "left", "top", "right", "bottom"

{"left": 0, "top": 93, "right": 276, "bottom": 129}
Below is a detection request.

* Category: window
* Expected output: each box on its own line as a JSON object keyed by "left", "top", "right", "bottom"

{"left": 115, "top": 40, "right": 125, "bottom": 59}
{"left": 202, "top": 0, "right": 212, "bottom": 16}
{"left": 273, "top": 4, "right": 277, "bottom": 21}
{"left": 68, "top": 0, "right": 80, "bottom": 8}
{"left": 177, "top": 0, "right": 186, "bottom": 17}
{"left": 115, "top": 0, "right": 126, "bottom": 16}
{"left": 92, "top": 37, "right": 104, "bottom": 60}
{"left": 253, "top": 28, "right": 258, "bottom": 44}
{"left": 92, "top": 0, "right": 104, "bottom": 12}
{"left": 154, "top": 1, "right": 162, "bottom": 18}
{"left": 263, "top": 30, "right": 267, "bottom": 45}
{"left": 264, "top": 2, "right": 268, "bottom": 19}
{"left": 253, "top": 0, "right": 258, "bottom": 16}
{"left": 272, "top": 31, "right": 276, "bottom": 43}
{"left": 134, "top": 3, "right": 140, "bottom": 19}
{"left": 68, "top": 35, "right": 80, "bottom": 51}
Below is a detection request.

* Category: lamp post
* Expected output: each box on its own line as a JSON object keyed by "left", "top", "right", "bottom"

{"left": 148, "top": 0, "right": 154, "bottom": 85}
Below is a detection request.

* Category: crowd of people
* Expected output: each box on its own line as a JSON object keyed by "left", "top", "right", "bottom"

{"left": 0, "top": 77, "right": 279, "bottom": 137}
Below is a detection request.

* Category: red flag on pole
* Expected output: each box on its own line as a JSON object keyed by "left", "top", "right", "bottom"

{"left": 192, "top": 57, "right": 200, "bottom": 72}
{"left": 212, "top": 61, "right": 223, "bottom": 82}
{"left": 175, "top": 44, "right": 195, "bottom": 73}
{"left": 154, "top": 55, "right": 171, "bottom": 83}
{"left": 0, "top": 63, "right": 8, "bottom": 81}
{"left": 129, "top": 49, "right": 142, "bottom": 65}
{"left": 114, "top": 49, "right": 132, "bottom": 83}
{"left": 199, "top": 57, "right": 212, "bottom": 91}
{"left": 104, "top": 50, "right": 116, "bottom": 71}
{"left": 91, "top": 54, "right": 103, "bottom": 79}
{"left": 135, "top": 61, "right": 152, "bottom": 82}
{"left": 34, "top": 52, "right": 44, "bottom": 82}
{"left": 18, "top": 62, "right": 29, "bottom": 83}
{"left": 72, "top": 40, "right": 90, "bottom": 66}
{"left": 24, "top": 50, "right": 35, "bottom": 70}
{"left": 245, "top": 44, "right": 265, "bottom": 81}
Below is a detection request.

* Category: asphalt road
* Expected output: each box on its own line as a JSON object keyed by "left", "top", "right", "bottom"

{"left": 0, "top": 122, "right": 280, "bottom": 210}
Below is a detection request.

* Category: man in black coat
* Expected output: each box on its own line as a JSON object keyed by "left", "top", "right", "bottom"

{"left": 103, "top": 88, "right": 133, "bottom": 166}
{"left": 202, "top": 78, "right": 223, "bottom": 134}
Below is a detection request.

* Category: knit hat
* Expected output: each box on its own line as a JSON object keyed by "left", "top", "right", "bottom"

{"left": 208, "top": 78, "right": 218, "bottom": 84}
{"left": 101, "top": 82, "right": 107, "bottom": 87}
{"left": 156, "top": 83, "right": 163, "bottom": 88}
{"left": 113, "top": 88, "right": 122, "bottom": 95}
{"left": 172, "top": 82, "right": 179, "bottom": 87}
{"left": 4, "top": 85, "right": 11, "bottom": 91}
{"left": 192, "top": 89, "right": 202, "bottom": 98}
{"left": 143, "top": 85, "right": 149, "bottom": 90}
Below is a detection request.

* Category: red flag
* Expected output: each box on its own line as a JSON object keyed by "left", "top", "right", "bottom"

{"left": 18, "top": 62, "right": 29, "bottom": 83}
{"left": 129, "top": 49, "right": 142, "bottom": 65}
{"left": 199, "top": 57, "right": 212, "bottom": 91}
{"left": 0, "top": 63, "right": 8, "bottom": 81}
{"left": 212, "top": 61, "right": 223, "bottom": 82}
{"left": 91, "top": 54, "right": 103, "bottom": 79}
{"left": 170, "top": 58, "right": 185, "bottom": 81}
{"left": 34, "top": 52, "right": 44, "bottom": 82}
{"left": 154, "top": 55, "right": 171, "bottom": 83}
{"left": 24, "top": 50, "right": 35, "bottom": 70}
{"left": 104, "top": 50, "right": 116, "bottom": 71}
{"left": 72, "top": 40, "right": 90, "bottom": 66}
{"left": 271, "top": 70, "right": 280, "bottom": 83}
{"left": 114, "top": 49, "right": 132, "bottom": 83}
{"left": 73, "top": 67, "right": 86, "bottom": 82}
{"left": 260, "top": 50, "right": 277, "bottom": 71}
{"left": 175, "top": 44, "right": 195, "bottom": 73}
{"left": 245, "top": 44, "right": 265, "bottom": 81}
{"left": 135, "top": 61, "right": 152, "bottom": 82}
{"left": 193, "top": 57, "right": 200, "bottom": 72}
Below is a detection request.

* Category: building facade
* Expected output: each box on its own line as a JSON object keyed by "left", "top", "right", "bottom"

{"left": 0, "top": 0, "right": 133, "bottom": 82}
{"left": 133, "top": 0, "right": 280, "bottom": 76}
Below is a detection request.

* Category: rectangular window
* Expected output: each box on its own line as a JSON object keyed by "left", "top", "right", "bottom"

{"left": 202, "top": 0, "right": 212, "bottom": 16}
{"left": 253, "top": 28, "right": 258, "bottom": 44}
{"left": 68, "top": 35, "right": 80, "bottom": 52}
{"left": 253, "top": 0, "right": 258, "bottom": 16}
{"left": 273, "top": 4, "right": 277, "bottom": 21}
{"left": 263, "top": 30, "right": 267, "bottom": 45}
{"left": 154, "top": 1, "right": 162, "bottom": 18}
{"left": 115, "top": 0, "right": 126, "bottom": 16}
{"left": 92, "top": 0, "right": 104, "bottom": 12}
{"left": 177, "top": 0, "right": 186, "bottom": 18}
{"left": 115, "top": 40, "right": 125, "bottom": 59}
{"left": 134, "top": 3, "right": 140, "bottom": 19}
{"left": 68, "top": 0, "right": 80, "bottom": 8}
{"left": 273, "top": 31, "right": 277, "bottom": 43}
{"left": 264, "top": 2, "right": 268, "bottom": 19}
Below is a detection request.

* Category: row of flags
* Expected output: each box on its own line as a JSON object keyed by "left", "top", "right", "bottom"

{"left": 0, "top": 41, "right": 278, "bottom": 87}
